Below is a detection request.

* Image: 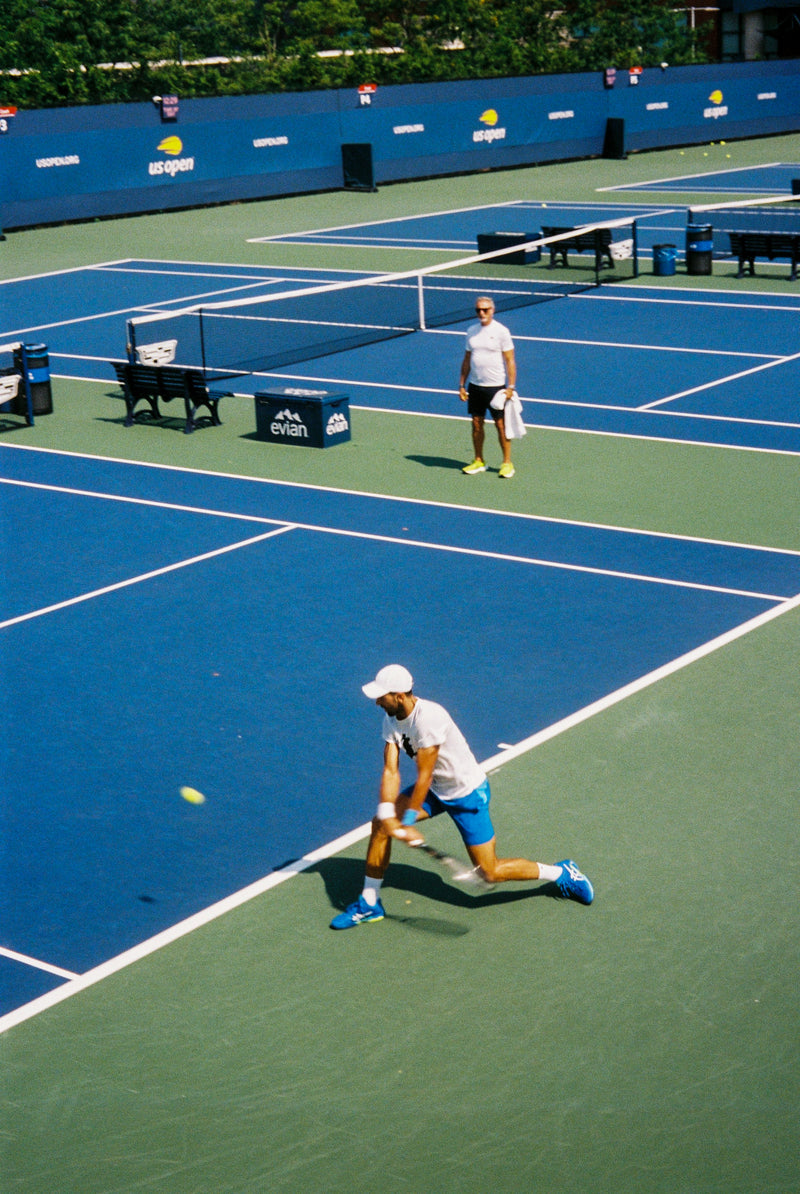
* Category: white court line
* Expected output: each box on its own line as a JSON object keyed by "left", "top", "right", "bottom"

{"left": 638, "top": 349, "right": 800, "bottom": 411}
{"left": 357, "top": 402, "right": 800, "bottom": 457}
{"left": 0, "top": 947, "right": 80, "bottom": 981}
{"left": 596, "top": 163, "right": 783, "bottom": 192}
{"left": 570, "top": 291, "right": 800, "bottom": 314}
{"left": 248, "top": 201, "right": 674, "bottom": 243}
{"left": 488, "top": 333, "right": 777, "bottom": 360}
{"left": 0, "top": 524, "right": 295, "bottom": 631}
{"left": 1, "top": 279, "right": 291, "bottom": 343}
{"left": 239, "top": 367, "right": 800, "bottom": 435}
{"left": 247, "top": 198, "right": 523, "bottom": 241}
{"left": 3, "top": 440, "right": 799, "bottom": 557}
{"left": 0, "top": 259, "right": 132, "bottom": 286}
{"left": 47, "top": 363, "right": 800, "bottom": 440}
{"left": 0, "top": 476, "right": 790, "bottom": 602}
{"left": 3, "top": 588, "right": 799, "bottom": 1036}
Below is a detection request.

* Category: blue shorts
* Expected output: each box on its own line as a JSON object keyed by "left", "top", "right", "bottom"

{"left": 405, "top": 779, "right": 495, "bottom": 847}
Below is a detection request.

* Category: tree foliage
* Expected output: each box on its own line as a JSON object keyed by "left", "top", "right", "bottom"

{"left": 0, "top": 0, "right": 707, "bottom": 107}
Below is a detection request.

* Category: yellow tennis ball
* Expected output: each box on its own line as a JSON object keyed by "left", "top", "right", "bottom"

{"left": 180, "top": 786, "right": 205, "bottom": 805}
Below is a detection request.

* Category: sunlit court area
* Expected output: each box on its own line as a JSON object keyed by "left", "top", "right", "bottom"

{"left": 1, "top": 32, "right": 799, "bottom": 1190}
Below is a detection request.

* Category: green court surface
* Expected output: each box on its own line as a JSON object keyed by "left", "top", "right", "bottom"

{"left": 3, "top": 134, "right": 799, "bottom": 1194}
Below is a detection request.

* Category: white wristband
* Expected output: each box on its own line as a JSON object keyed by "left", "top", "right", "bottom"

{"left": 377, "top": 802, "right": 396, "bottom": 821}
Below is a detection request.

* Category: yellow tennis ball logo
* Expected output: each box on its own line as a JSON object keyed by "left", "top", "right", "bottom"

{"left": 708, "top": 90, "right": 723, "bottom": 105}
{"left": 479, "top": 109, "right": 499, "bottom": 127}
{"left": 158, "top": 135, "right": 184, "bottom": 156}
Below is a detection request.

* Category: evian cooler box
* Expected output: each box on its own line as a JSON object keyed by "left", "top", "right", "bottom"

{"left": 254, "top": 387, "right": 351, "bottom": 448}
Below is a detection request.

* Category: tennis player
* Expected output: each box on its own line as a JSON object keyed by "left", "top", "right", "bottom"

{"left": 331, "top": 665, "right": 593, "bottom": 929}
{"left": 458, "top": 296, "right": 517, "bottom": 479}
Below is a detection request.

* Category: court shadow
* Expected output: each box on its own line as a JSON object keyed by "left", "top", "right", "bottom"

{"left": 0, "top": 419, "right": 34, "bottom": 435}
{"left": 96, "top": 414, "right": 218, "bottom": 433}
{"left": 307, "top": 855, "right": 554, "bottom": 917}
{"left": 405, "top": 454, "right": 466, "bottom": 471}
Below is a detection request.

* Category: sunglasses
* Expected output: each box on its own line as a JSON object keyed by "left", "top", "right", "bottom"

{"left": 475, "top": 306, "right": 492, "bottom": 312}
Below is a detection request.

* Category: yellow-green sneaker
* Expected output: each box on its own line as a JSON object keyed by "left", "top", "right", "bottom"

{"left": 462, "top": 458, "right": 486, "bottom": 475}
{"left": 498, "top": 461, "right": 515, "bottom": 479}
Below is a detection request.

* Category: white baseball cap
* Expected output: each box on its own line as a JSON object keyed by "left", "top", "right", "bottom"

{"left": 362, "top": 664, "right": 414, "bottom": 699}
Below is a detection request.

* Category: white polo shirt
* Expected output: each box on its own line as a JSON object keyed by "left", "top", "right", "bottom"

{"left": 464, "top": 318, "right": 514, "bottom": 387}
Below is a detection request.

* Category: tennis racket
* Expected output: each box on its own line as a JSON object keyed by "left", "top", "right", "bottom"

{"left": 409, "top": 841, "right": 495, "bottom": 892}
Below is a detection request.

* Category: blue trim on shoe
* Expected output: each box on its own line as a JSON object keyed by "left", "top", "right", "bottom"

{"left": 330, "top": 895, "right": 386, "bottom": 929}
{"left": 554, "top": 859, "right": 594, "bottom": 905}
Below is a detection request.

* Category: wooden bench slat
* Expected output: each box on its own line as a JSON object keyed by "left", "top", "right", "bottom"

{"left": 541, "top": 225, "right": 614, "bottom": 271}
{"left": 727, "top": 231, "right": 800, "bottom": 280}
{"left": 111, "top": 362, "right": 229, "bottom": 432}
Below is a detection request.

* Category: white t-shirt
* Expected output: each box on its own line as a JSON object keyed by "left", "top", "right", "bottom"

{"left": 381, "top": 698, "right": 486, "bottom": 801}
{"left": 464, "top": 319, "right": 514, "bottom": 387}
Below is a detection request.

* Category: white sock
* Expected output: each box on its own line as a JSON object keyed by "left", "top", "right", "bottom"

{"left": 362, "top": 877, "right": 383, "bottom": 906}
{"left": 537, "top": 863, "right": 563, "bottom": 883}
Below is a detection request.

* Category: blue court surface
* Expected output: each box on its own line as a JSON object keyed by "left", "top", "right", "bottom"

{"left": 252, "top": 199, "right": 683, "bottom": 254}
{"left": 601, "top": 161, "right": 800, "bottom": 195}
{"left": 3, "top": 236, "right": 800, "bottom": 455}
{"left": 2, "top": 441, "right": 799, "bottom": 1017}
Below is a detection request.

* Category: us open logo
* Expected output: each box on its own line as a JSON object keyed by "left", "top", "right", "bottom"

{"left": 704, "top": 90, "right": 728, "bottom": 120}
{"left": 473, "top": 109, "right": 506, "bottom": 144}
{"left": 148, "top": 136, "right": 195, "bottom": 178}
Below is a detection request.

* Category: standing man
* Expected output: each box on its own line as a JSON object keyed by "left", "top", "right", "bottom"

{"left": 459, "top": 296, "right": 517, "bottom": 479}
{"left": 330, "top": 665, "right": 593, "bottom": 929}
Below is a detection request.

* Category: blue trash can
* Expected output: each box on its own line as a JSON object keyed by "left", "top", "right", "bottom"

{"left": 653, "top": 244, "right": 677, "bottom": 277}
{"left": 686, "top": 224, "right": 713, "bottom": 276}
{"left": 14, "top": 343, "right": 53, "bottom": 414}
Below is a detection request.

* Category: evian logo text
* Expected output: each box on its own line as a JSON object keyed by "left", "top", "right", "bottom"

{"left": 327, "top": 411, "right": 349, "bottom": 436}
{"left": 271, "top": 408, "right": 309, "bottom": 438}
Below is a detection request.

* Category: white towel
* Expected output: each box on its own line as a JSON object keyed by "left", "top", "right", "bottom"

{"left": 490, "top": 389, "right": 526, "bottom": 439}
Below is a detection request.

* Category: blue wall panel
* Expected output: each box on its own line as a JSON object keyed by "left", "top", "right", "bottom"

{"left": 1, "top": 61, "right": 798, "bottom": 229}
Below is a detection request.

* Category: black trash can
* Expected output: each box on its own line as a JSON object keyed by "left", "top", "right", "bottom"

{"left": 254, "top": 387, "right": 351, "bottom": 448}
{"left": 686, "top": 224, "right": 713, "bottom": 276}
{"left": 14, "top": 343, "right": 53, "bottom": 415}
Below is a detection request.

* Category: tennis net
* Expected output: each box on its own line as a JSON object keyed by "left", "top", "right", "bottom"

{"left": 126, "top": 216, "right": 639, "bottom": 379}
{"left": 688, "top": 193, "right": 800, "bottom": 254}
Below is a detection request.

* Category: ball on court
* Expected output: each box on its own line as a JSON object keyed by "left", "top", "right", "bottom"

{"left": 180, "top": 786, "right": 206, "bottom": 805}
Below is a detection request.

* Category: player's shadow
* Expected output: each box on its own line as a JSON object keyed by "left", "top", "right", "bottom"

{"left": 308, "top": 855, "right": 555, "bottom": 918}
{"left": 405, "top": 454, "right": 466, "bottom": 471}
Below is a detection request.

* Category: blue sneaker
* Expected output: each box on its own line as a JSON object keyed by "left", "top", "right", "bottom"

{"left": 554, "top": 860, "right": 594, "bottom": 905}
{"left": 330, "top": 895, "right": 386, "bottom": 929}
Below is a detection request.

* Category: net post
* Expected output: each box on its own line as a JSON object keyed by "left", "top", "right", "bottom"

{"left": 417, "top": 274, "right": 426, "bottom": 331}
{"left": 632, "top": 220, "right": 639, "bottom": 278}
{"left": 198, "top": 309, "right": 207, "bottom": 377}
{"left": 126, "top": 319, "right": 136, "bottom": 364}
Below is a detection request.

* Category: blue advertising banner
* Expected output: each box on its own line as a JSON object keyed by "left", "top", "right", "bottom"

{"left": 1, "top": 61, "right": 798, "bottom": 229}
